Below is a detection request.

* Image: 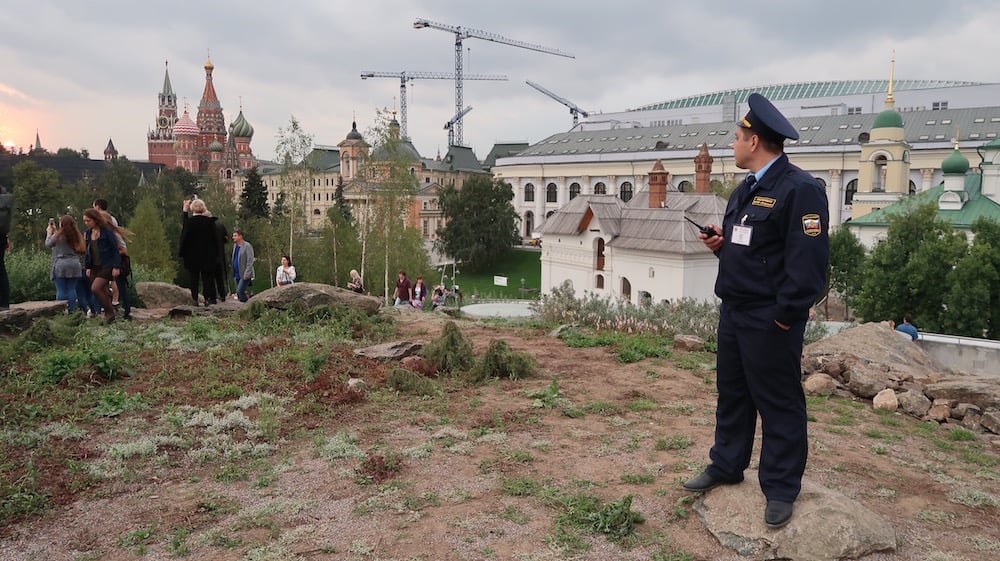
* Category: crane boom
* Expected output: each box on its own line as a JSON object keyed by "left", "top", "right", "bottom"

{"left": 444, "top": 106, "right": 473, "bottom": 147}
{"left": 525, "top": 80, "right": 590, "bottom": 126}
{"left": 414, "top": 17, "right": 574, "bottom": 145}
{"left": 360, "top": 71, "right": 507, "bottom": 139}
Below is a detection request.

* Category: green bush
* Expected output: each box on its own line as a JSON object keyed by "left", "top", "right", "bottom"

{"left": 6, "top": 249, "right": 56, "bottom": 304}
{"left": 421, "top": 321, "right": 474, "bottom": 376}
{"left": 469, "top": 339, "right": 536, "bottom": 382}
{"left": 386, "top": 367, "right": 440, "bottom": 396}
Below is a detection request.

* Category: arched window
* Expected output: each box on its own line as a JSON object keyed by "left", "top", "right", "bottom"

{"left": 546, "top": 182, "right": 558, "bottom": 203}
{"left": 619, "top": 181, "right": 633, "bottom": 202}
{"left": 595, "top": 274, "right": 604, "bottom": 289}
{"left": 621, "top": 277, "right": 632, "bottom": 301}
{"left": 524, "top": 183, "right": 535, "bottom": 202}
{"left": 814, "top": 177, "right": 827, "bottom": 189}
{"left": 313, "top": 208, "right": 321, "bottom": 215}
{"left": 909, "top": 180, "right": 917, "bottom": 195}
{"left": 873, "top": 155, "right": 887, "bottom": 192}
{"left": 524, "top": 211, "right": 534, "bottom": 238}
{"left": 595, "top": 238, "right": 606, "bottom": 271}
{"left": 546, "top": 210, "right": 555, "bottom": 219}
{"left": 594, "top": 182, "right": 606, "bottom": 195}
{"left": 569, "top": 182, "right": 581, "bottom": 200}
{"left": 845, "top": 179, "right": 858, "bottom": 205}
{"left": 678, "top": 180, "right": 693, "bottom": 192}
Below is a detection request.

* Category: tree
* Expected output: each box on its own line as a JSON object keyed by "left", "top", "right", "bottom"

{"left": 828, "top": 226, "right": 866, "bottom": 320}
{"left": 127, "top": 196, "right": 176, "bottom": 279}
{"left": 274, "top": 116, "right": 315, "bottom": 257}
{"left": 436, "top": 174, "right": 520, "bottom": 272}
{"left": 239, "top": 166, "right": 269, "bottom": 219}
{"left": 99, "top": 157, "right": 141, "bottom": 221}
{"left": 942, "top": 217, "right": 1000, "bottom": 338}
{"left": 11, "top": 161, "right": 61, "bottom": 250}
{"left": 334, "top": 175, "right": 352, "bottom": 224}
{"left": 853, "top": 201, "right": 967, "bottom": 331}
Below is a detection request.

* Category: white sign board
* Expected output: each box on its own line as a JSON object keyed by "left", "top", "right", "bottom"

{"left": 494, "top": 276, "right": 508, "bottom": 287}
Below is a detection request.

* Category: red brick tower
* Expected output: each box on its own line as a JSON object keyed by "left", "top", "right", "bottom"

{"left": 147, "top": 61, "right": 178, "bottom": 167}
{"left": 196, "top": 56, "right": 226, "bottom": 174}
{"left": 694, "top": 143, "right": 714, "bottom": 193}
{"left": 648, "top": 159, "right": 669, "bottom": 208}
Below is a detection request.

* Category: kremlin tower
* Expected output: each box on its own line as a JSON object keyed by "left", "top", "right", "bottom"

{"left": 146, "top": 56, "right": 255, "bottom": 187}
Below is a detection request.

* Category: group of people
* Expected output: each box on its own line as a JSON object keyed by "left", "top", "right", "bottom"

{"left": 179, "top": 198, "right": 255, "bottom": 305}
{"left": 389, "top": 269, "right": 457, "bottom": 310}
{"left": 45, "top": 199, "right": 131, "bottom": 322}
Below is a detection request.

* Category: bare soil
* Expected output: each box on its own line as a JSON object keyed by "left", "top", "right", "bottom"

{"left": 1, "top": 310, "right": 999, "bottom": 561}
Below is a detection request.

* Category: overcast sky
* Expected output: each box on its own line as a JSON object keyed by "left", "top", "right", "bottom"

{"left": 2, "top": 0, "right": 999, "bottom": 163}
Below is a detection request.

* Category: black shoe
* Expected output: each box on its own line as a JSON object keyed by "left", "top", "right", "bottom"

{"left": 682, "top": 471, "right": 743, "bottom": 492}
{"left": 765, "top": 500, "right": 794, "bottom": 528}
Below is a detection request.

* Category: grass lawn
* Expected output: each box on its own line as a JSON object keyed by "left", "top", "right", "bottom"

{"left": 437, "top": 248, "right": 541, "bottom": 300}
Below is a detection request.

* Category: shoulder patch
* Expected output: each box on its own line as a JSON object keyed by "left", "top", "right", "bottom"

{"left": 751, "top": 196, "right": 776, "bottom": 208}
{"left": 802, "top": 214, "right": 822, "bottom": 237}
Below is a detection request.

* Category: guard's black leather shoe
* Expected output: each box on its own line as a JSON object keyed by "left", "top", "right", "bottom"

{"left": 681, "top": 471, "right": 743, "bottom": 492}
{"left": 765, "top": 500, "right": 794, "bottom": 528}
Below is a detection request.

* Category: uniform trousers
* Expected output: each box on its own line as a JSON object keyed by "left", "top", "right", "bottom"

{"left": 706, "top": 304, "right": 808, "bottom": 503}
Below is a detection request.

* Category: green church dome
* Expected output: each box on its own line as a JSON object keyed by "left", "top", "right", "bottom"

{"left": 209, "top": 140, "right": 224, "bottom": 152}
{"left": 941, "top": 147, "right": 969, "bottom": 175}
{"left": 230, "top": 110, "right": 254, "bottom": 138}
{"left": 872, "top": 108, "right": 903, "bottom": 129}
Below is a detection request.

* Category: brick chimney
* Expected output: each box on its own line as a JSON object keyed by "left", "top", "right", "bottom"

{"left": 648, "top": 159, "right": 669, "bottom": 208}
{"left": 694, "top": 143, "right": 714, "bottom": 193}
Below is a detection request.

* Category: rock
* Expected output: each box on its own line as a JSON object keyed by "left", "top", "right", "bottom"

{"left": 694, "top": 471, "right": 896, "bottom": 560}
{"left": 136, "top": 281, "right": 195, "bottom": 308}
{"left": 897, "top": 390, "right": 932, "bottom": 418}
{"left": 873, "top": 389, "right": 898, "bottom": 411}
{"left": 346, "top": 378, "right": 366, "bottom": 391}
{"left": 952, "top": 403, "right": 981, "bottom": 420}
{"left": 673, "top": 334, "right": 704, "bottom": 352}
{"left": 925, "top": 400, "right": 952, "bottom": 423}
{"left": 924, "top": 379, "right": 1000, "bottom": 412}
{"left": 961, "top": 409, "right": 983, "bottom": 430}
{"left": 251, "top": 282, "right": 382, "bottom": 315}
{"left": 981, "top": 410, "right": 1000, "bottom": 435}
{"left": 803, "top": 322, "right": 947, "bottom": 386}
{"left": 846, "top": 362, "right": 891, "bottom": 399}
{"left": 803, "top": 373, "right": 836, "bottom": 397}
{"left": 0, "top": 302, "right": 67, "bottom": 333}
{"left": 548, "top": 324, "right": 578, "bottom": 338}
{"left": 354, "top": 341, "right": 423, "bottom": 361}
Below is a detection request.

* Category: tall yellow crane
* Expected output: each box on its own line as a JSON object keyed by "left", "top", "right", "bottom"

{"left": 413, "top": 18, "right": 574, "bottom": 146}
{"left": 360, "top": 70, "right": 507, "bottom": 140}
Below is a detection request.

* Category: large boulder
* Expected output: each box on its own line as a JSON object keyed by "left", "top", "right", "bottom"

{"left": 136, "top": 281, "right": 195, "bottom": 309}
{"left": 694, "top": 471, "right": 896, "bottom": 560}
{"left": 0, "top": 302, "right": 67, "bottom": 333}
{"left": 924, "top": 378, "right": 1000, "bottom": 412}
{"left": 252, "top": 283, "right": 382, "bottom": 315}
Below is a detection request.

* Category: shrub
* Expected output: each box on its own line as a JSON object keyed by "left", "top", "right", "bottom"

{"left": 386, "top": 367, "right": 440, "bottom": 396}
{"left": 421, "top": 321, "right": 474, "bottom": 376}
{"left": 6, "top": 249, "right": 56, "bottom": 304}
{"left": 469, "top": 339, "right": 536, "bottom": 383}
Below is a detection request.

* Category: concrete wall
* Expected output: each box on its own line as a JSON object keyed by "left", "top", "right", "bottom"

{"left": 917, "top": 333, "right": 1000, "bottom": 377}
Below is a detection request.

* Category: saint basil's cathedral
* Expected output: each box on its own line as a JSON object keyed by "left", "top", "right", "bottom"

{"left": 147, "top": 58, "right": 255, "bottom": 187}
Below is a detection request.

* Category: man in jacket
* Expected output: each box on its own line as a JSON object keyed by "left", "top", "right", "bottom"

{"left": 231, "top": 229, "right": 255, "bottom": 302}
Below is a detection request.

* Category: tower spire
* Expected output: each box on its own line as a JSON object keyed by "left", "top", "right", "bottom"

{"left": 885, "top": 50, "right": 895, "bottom": 109}
{"left": 34, "top": 129, "right": 41, "bottom": 152}
{"left": 162, "top": 60, "right": 174, "bottom": 97}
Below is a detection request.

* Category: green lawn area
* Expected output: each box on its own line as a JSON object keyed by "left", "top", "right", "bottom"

{"left": 437, "top": 248, "right": 541, "bottom": 300}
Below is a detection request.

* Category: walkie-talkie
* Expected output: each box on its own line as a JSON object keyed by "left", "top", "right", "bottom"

{"left": 684, "top": 216, "right": 718, "bottom": 239}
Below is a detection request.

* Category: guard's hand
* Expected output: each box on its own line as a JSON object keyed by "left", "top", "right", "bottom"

{"left": 699, "top": 224, "right": 724, "bottom": 251}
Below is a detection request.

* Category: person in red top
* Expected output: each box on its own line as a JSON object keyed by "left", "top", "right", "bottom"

{"left": 393, "top": 270, "right": 411, "bottom": 306}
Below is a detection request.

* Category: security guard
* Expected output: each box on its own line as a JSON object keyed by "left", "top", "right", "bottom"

{"left": 683, "top": 93, "right": 829, "bottom": 529}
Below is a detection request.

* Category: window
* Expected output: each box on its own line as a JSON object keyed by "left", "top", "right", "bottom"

{"left": 619, "top": 181, "right": 633, "bottom": 202}
{"left": 594, "top": 182, "right": 606, "bottom": 195}
{"left": 845, "top": 179, "right": 858, "bottom": 205}
{"left": 546, "top": 183, "right": 558, "bottom": 203}
{"left": 678, "top": 180, "right": 693, "bottom": 192}
{"left": 422, "top": 201, "right": 428, "bottom": 210}
{"left": 523, "top": 211, "right": 534, "bottom": 238}
{"left": 569, "top": 182, "right": 581, "bottom": 200}
{"left": 595, "top": 274, "right": 604, "bottom": 289}
{"left": 524, "top": 183, "right": 535, "bottom": 202}
{"left": 932, "top": 101, "right": 948, "bottom": 111}
{"left": 595, "top": 238, "right": 606, "bottom": 271}
{"left": 422, "top": 219, "right": 428, "bottom": 237}
{"left": 621, "top": 277, "right": 632, "bottom": 301}
{"left": 425, "top": 177, "right": 430, "bottom": 184}
{"left": 909, "top": 180, "right": 917, "bottom": 195}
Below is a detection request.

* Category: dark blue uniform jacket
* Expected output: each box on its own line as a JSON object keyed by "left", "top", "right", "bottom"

{"left": 715, "top": 154, "right": 829, "bottom": 327}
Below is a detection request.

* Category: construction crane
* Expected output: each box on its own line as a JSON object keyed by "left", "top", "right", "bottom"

{"left": 413, "top": 18, "right": 574, "bottom": 146}
{"left": 525, "top": 80, "right": 591, "bottom": 126}
{"left": 445, "top": 106, "right": 473, "bottom": 147}
{"left": 360, "top": 71, "right": 507, "bottom": 140}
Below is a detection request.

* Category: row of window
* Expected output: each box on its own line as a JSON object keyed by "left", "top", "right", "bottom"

{"left": 523, "top": 182, "right": 635, "bottom": 203}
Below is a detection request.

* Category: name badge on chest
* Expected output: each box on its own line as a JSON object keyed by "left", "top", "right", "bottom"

{"left": 732, "top": 224, "right": 752, "bottom": 246}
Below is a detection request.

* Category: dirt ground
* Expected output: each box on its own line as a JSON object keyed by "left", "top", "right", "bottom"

{"left": 1, "top": 310, "right": 998, "bottom": 561}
